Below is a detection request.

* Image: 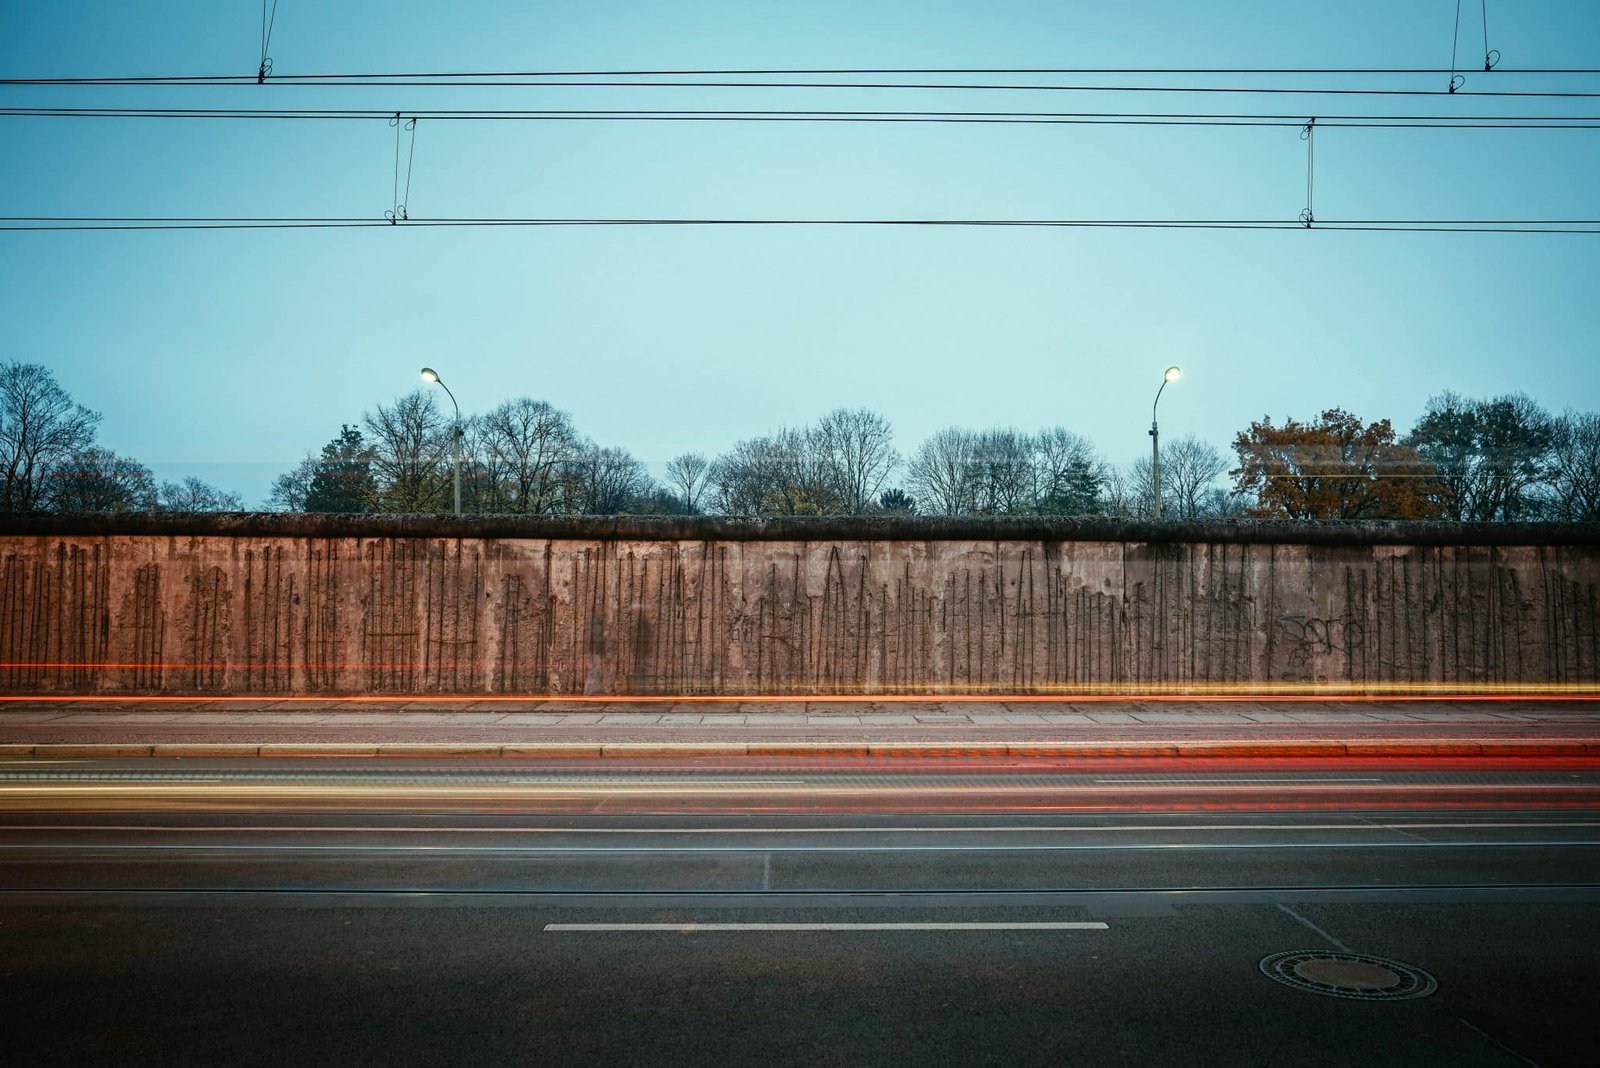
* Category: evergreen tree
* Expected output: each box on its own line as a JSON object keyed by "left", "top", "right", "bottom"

{"left": 305, "top": 425, "right": 378, "bottom": 512}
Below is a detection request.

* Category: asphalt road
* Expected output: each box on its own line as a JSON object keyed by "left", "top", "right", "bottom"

{"left": 2, "top": 757, "right": 1597, "bottom": 1067}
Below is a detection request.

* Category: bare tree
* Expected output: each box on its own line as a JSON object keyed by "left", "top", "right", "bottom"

{"left": 1125, "top": 435, "right": 1231, "bottom": 518}
{"left": 1164, "top": 435, "right": 1231, "bottom": 518}
{"left": 564, "top": 444, "right": 654, "bottom": 514}
{"left": 363, "top": 391, "right": 452, "bottom": 512}
{"left": 709, "top": 436, "right": 779, "bottom": 516}
{"left": 1126, "top": 456, "right": 1157, "bottom": 517}
{"left": 478, "top": 397, "right": 581, "bottom": 513}
{"left": 1201, "top": 486, "right": 1249, "bottom": 518}
{"left": 159, "top": 476, "right": 244, "bottom": 512}
{"left": 456, "top": 415, "right": 497, "bottom": 513}
{"left": 910, "top": 426, "right": 1078, "bottom": 516}
{"left": 1099, "top": 465, "right": 1141, "bottom": 518}
{"left": 1033, "top": 427, "right": 1105, "bottom": 515}
{"left": 1544, "top": 410, "right": 1600, "bottom": 521}
{"left": 267, "top": 456, "right": 318, "bottom": 511}
{"left": 1, "top": 362, "right": 101, "bottom": 512}
{"left": 709, "top": 428, "right": 840, "bottom": 516}
{"left": 1407, "top": 391, "right": 1555, "bottom": 521}
{"left": 707, "top": 439, "right": 767, "bottom": 516}
{"left": 971, "top": 428, "right": 1035, "bottom": 515}
{"left": 907, "top": 427, "right": 980, "bottom": 516}
{"left": 46, "top": 446, "right": 156, "bottom": 511}
{"left": 665, "top": 452, "right": 711, "bottom": 513}
{"left": 812, "top": 408, "right": 899, "bottom": 515}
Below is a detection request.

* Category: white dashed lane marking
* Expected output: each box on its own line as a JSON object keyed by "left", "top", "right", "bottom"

{"left": 544, "top": 921, "right": 1110, "bottom": 932}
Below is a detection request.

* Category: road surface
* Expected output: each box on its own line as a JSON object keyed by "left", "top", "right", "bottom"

{"left": 1, "top": 755, "right": 1596, "bottom": 1066}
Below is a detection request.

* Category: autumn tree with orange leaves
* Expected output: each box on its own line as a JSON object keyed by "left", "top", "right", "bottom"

{"left": 1230, "top": 408, "right": 1444, "bottom": 521}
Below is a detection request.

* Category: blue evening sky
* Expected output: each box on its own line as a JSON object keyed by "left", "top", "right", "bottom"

{"left": 3, "top": 1, "right": 1598, "bottom": 505}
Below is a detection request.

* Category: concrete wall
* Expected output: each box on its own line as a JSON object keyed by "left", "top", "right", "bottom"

{"left": 2, "top": 515, "right": 1597, "bottom": 695}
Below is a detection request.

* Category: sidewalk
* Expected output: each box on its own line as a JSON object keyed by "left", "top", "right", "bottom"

{"left": 3, "top": 698, "right": 1598, "bottom": 759}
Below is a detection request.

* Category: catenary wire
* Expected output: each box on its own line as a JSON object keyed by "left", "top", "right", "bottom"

{"left": 403, "top": 120, "right": 416, "bottom": 213}
{"left": 1481, "top": 0, "right": 1493, "bottom": 67}
{"left": 6, "top": 66, "right": 1600, "bottom": 82}
{"left": 2, "top": 107, "right": 1597, "bottom": 129}
{"left": 3, "top": 217, "right": 1598, "bottom": 233}
{"left": 1451, "top": 0, "right": 1465, "bottom": 83}
{"left": 4, "top": 78, "right": 1599, "bottom": 97}
{"left": 258, "top": 0, "right": 278, "bottom": 82}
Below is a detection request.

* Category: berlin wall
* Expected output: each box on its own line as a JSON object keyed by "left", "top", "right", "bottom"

{"left": 1, "top": 514, "right": 1597, "bottom": 696}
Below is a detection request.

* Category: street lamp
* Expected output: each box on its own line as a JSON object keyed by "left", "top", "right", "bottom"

{"left": 420, "top": 366, "right": 462, "bottom": 515}
{"left": 1150, "top": 365, "right": 1182, "bottom": 518}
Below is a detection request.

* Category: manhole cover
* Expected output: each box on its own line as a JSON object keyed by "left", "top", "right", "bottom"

{"left": 1259, "top": 950, "right": 1437, "bottom": 1001}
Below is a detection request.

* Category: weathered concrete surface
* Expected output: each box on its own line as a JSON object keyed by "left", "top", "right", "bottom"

{"left": 6, "top": 511, "right": 1598, "bottom": 546}
{"left": 1, "top": 515, "right": 1597, "bottom": 695}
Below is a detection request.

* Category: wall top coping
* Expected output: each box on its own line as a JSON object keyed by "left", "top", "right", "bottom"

{"left": 2, "top": 512, "right": 1597, "bottom": 546}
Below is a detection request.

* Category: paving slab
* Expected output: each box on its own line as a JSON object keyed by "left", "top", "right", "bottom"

{"left": 0, "top": 700, "right": 1597, "bottom": 760}
{"left": 101, "top": 714, "right": 193, "bottom": 724}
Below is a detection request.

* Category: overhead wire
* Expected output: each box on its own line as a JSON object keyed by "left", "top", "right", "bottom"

{"left": 1301, "top": 118, "right": 1316, "bottom": 226}
{"left": 6, "top": 60, "right": 1595, "bottom": 236}
{"left": 6, "top": 65, "right": 1600, "bottom": 82}
{"left": 1482, "top": 0, "right": 1499, "bottom": 72}
{"left": 3, "top": 217, "right": 1598, "bottom": 233}
{"left": 2, "top": 106, "right": 1597, "bottom": 129}
{"left": 258, "top": 0, "right": 278, "bottom": 83}
{"left": 403, "top": 119, "right": 416, "bottom": 214}
{"left": 386, "top": 114, "right": 417, "bottom": 222}
{"left": 4, "top": 77, "right": 1599, "bottom": 97}
{"left": 1451, "top": 0, "right": 1503, "bottom": 92}
{"left": 1451, "top": 0, "right": 1465, "bottom": 92}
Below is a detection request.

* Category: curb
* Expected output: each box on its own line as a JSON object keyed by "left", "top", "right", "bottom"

{"left": 3, "top": 740, "right": 1598, "bottom": 760}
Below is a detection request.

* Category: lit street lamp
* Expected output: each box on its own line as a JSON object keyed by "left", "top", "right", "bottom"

{"left": 1150, "top": 365, "right": 1182, "bottom": 518}
{"left": 420, "top": 366, "right": 462, "bottom": 516}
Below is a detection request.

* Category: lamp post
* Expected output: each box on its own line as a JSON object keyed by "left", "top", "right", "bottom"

{"left": 1150, "top": 365, "right": 1182, "bottom": 518}
{"left": 420, "top": 366, "right": 462, "bottom": 515}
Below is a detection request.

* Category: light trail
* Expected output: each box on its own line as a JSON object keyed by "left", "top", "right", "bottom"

{"left": 3, "top": 684, "right": 1598, "bottom": 702}
{"left": 8, "top": 106, "right": 1600, "bottom": 130}
{"left": 2, "top": 782, "right": 1597, "bottom": 815}
{"left": 2, "top": 757, "right": 1595, "bottom": 814}
{"left": 6, "top": 884, "right": 1591, "bottom": 900}
{"left": 5, "top": 840, "right": 1597, "bottom": 852}
{"left": 542, "top": 922, "right": 1111, "bottom": 931}
{"left": 1093, "top": 777, "right": 1382, "bottom": 783}
{"left": 7, "top": 820, "right": 1599, "bottom": 834}
{"left": 3, "top": 798, "right": 1594, "bottom": 814}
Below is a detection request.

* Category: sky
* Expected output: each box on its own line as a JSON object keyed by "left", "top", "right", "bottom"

{"left": 2, "top": 1, "right": 1598, "bottom": 506}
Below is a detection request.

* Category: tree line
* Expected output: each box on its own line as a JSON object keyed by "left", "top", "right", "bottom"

{"left": 5, "top": 361, "right": 1598, "bottom": 522}
{"left": 0, "top": 363, "right": 243, "bottom": 513}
